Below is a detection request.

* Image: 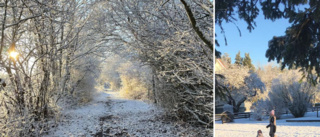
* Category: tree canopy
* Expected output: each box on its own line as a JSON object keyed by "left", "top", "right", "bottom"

{"left": 215, "top": 0, "right": 320, "bottom": 84}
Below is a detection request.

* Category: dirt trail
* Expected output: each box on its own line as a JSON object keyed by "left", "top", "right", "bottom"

{"left": 45, "top": 90, "right": 198, "bottom": 137}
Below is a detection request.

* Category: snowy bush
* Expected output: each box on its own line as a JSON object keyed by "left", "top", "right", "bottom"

{"left": 269, "top": 70, "right": 315, "bottom": 117}
{"left": 118, "top": 62, "right": 151, "bottom": 100}
{"left": 266, "top": 94, "right": 287, "bottom": 118}
{"left": 251, "top": 70, "right": 316, "bottom": 119}
{"left": 252, "top": 82, "right": 287, "bottom": 119}
{"left": 252, "top": 98, "right": 286, "bottom": 120}
{"left": 272, "top": 81, "right": 314, "bottom": 117}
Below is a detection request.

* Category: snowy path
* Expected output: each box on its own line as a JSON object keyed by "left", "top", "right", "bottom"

{"left": 45, "top": 90, "right": 201, "bottom": 137}
{"left": 215, "top": 112, "right": 320, "bottom": 137}
{"left": 45, "top": 91, "right": 114, "bottom": 136}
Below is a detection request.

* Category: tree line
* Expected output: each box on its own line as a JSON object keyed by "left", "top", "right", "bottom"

{"left": 0, "top": 0, "right": 213, "bottom": 136}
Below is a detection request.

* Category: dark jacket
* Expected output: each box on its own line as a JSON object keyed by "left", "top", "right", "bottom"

{"left": 266, "top": 116, "right": 276, "bottom": 134}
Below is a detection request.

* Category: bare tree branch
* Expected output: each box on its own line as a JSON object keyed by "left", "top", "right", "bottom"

{"left": 180, "top": 0, "right": 213, "bottom": 51}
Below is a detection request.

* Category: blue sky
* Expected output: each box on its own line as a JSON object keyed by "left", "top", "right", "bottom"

{"left": 215, "top": 8, "right": 291, "bottom": 68}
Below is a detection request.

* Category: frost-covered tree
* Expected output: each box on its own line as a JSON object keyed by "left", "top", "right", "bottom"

{"left": 219, "top": 65, "right": 265, "bottom": 113}
{"left": 255, "top": 63, "right": 282, "bottom": 102}
{"left": 256, "top": 64, "right": 281, "bottom": 92}
{"left": 99, "top": 0, "right": 213, "bottom": 127}
{"left": 0, "top": 0, "right": 112, "bottom": 136}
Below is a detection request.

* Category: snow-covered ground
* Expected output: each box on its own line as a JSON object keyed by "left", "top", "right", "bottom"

{"left": 44, "top": 90, "right": 114, "bottom": 136}
{"left": 215, "top": 112, "right": 320, "bottom": 137}
{"left": 45, "top": 90, "right": 211, "bottom": 137}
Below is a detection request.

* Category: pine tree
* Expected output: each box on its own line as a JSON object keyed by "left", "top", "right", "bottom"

{"left": 243, "top": 53, "right": 255, "bottom": 70}
{"left": 221, "top": 53, "right": 231, "bottom": 67}
{"left": 235, "top": 51, "right": 242, "bottom": 66}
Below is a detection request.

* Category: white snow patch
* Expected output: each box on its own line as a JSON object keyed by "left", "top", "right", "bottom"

{"left": 44, "top": 91, "right": 110, "bottom": 137}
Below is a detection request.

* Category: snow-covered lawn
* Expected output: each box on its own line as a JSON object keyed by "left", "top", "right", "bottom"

{"left": 45, "top": 90, "right": 212, "bottom": 137}
{"left": 215, "top": 112, "right": 320, "bottom": 137}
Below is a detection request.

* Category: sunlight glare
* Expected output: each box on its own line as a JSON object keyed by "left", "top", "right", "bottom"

{"left": 9, "top": 51, "right": 19, "bottom": 59}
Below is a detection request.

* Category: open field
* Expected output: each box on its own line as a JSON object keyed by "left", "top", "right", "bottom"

{"left": 215, "top": 112, "right": 320, "bottom": 137}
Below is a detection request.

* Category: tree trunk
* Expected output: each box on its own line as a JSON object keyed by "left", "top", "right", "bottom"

{"left": 234, "top": 97, "right": 247, "bottom": 113}
{"left": 0, "top": 0, "right": 8, "bottom": 61}
{"left": 152, "top": 74, "right": 157, "bottom": 104}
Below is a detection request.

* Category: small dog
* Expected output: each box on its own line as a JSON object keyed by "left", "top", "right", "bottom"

{"left": 257, "top": 129, "right": 263, "bottom": 137}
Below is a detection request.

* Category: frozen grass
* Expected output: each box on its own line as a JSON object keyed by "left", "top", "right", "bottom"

{"left": 215, "top": 112, "right": 320, "bottom": 137}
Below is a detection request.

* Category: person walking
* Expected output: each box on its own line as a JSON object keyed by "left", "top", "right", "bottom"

{"left": 266, "top": 110, "right": 276, "bottom": 137}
